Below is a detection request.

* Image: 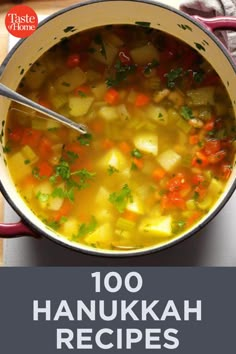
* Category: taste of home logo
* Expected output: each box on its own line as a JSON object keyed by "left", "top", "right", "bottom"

{"left": 5, "top": 5, "right": 38, "bottom": 38}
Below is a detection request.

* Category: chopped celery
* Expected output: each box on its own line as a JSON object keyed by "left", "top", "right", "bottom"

{"left": 116, "top": 217, "right": 136, "bottom": 231}
{"left": 186, "top": 199, "right": 197, "bottom": 210}
{"left": 208, "top": 178, "right": 223, "bottom": 197}
{"left": 133, "top": 132, "right": 158, "bottom": 156}
{"left": 197, "top": 195, "right": 212, "bottom": 211}
{"left": 186, "top": 86, "right": 215, "bottom": 106}
{"left": 157, "top": 149, "right": 181, "bottom": 172}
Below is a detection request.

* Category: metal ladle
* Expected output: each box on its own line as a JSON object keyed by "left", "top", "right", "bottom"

{"left": 0, "top": 83, "right": 88, "bottom": 134}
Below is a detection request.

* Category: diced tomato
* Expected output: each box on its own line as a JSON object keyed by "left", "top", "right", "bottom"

{"left": 9, "top": 127, "right": 23, "bottom": 143}
{"left": 208, "top": 150, "right": 226, "bottom": 164}
{"left": 66, "top": 54, "right": 80, "bottom": 68}
{"left": 204, "top": 139, "right": 221, "bottom": 155}
{"left": 189, "top": 134, "right": 199, "bottom": 145}
{"left": 161, "top": 192, "right": 186, "bottom": 210}
{"left": 118, "top": 48, "right": 132, "bottom": 65}
{"left": 194, "top": 185, "right": 207, "bottom": 200}
{"left": 37, "top": 161, "right": 54, "bottom": 177}
{"left": 204, "top": 119, "right": 215, "bottom": 132}
{"left": 134, "top": 93, "right": 150, "bottom": 107}
{"left": 220, "top": 164, "right": 232, "bottom": 180}
{"left": 166, "top": 173, "right": 188, "bottom": 192}
{"left": 21, "top": 128, "right": 42, "bottom": 148}
{"left": 192, "top": 151, "right": 209, "bottom": 168}
{"left": 192, "top": 174, "right": 206, "bottom": 186}
{"left": 104, "top": 88, "right": 120, "bottom": 105}
{"left": 221, "top": 137, "right": 233, "bottom": 149}
{"left": 38, "top": 137, "right": 52, "bottom": 158}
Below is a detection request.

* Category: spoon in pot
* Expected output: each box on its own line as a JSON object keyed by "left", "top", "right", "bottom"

{"left": 0, "top": 83, "right": 88, "bottom": 134}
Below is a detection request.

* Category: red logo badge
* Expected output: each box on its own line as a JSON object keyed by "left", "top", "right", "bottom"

{"left": 5, "top": 5, "right": 38, "bottom": 38}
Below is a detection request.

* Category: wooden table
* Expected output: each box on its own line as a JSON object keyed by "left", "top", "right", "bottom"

{"left": 0, "top": 0, "right": 182, "bottom": 265}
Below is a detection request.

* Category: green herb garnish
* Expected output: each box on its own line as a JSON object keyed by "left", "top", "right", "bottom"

{"left": 108, "top": 165, "right": 119, "bottom": 175}
{"left": 109, "top": 184, "right": 133, "bottom": 213}
{"left": 77, "top": 216, "right": 98, "bottom": 237}
{"left": 77, "top": 133, "right": 93, "bottom": 146}
{"left": 165, "top": 67, "right": 183, "bottom": 88}
{"left": 131, "top": 149, "right": 143, "bottom": 159}
{"left": 180, "top": 106, "right": 194, "bottom": 120}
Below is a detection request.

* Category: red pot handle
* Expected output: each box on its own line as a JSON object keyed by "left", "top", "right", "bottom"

{"left": 194, "top": 16, "right": 236, "bottom": 32}
{"left": 0, "top": 221, "right": 37, "bottom": 238}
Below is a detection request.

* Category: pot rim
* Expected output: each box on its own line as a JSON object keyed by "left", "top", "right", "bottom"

{"left": 0, "top": 0, "right": 236, "bottom": 257}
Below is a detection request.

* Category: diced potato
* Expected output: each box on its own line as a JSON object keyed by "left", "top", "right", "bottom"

{"left": 98, "top": 106, "right": 119, "bottom": 121}
{"left": 157, "top": 149, "right": 181, "bottom": 172}
{"left": 146, "top": 104, "right": 168, "bottom": 126}
{"left": 133, "top": 132, "right": 158, "bottom": 156}
{"left": 95, "top": 186, "right": 111, "bottom": 208}
{"left": 139, "top": 216, "right": 172, "bottom": 237}
{"left": 68, "top": 96, "right": 94, "bottom": 117}
{"left": 46, "top": 119, "right": 61, "bottom": 130}
{"left": 90, "top": 39, "right": 118, "bottom": 65}
{"left": 117, "top": 104, "right": 130, "bottom": 121}
{"left": 91, "top": 82, "right": 107, "bottom": 99}
{"left": 8, "top": 152, "right": 31, "bottom": 182}
{"left": 62, "top": 218, "right": 79, "bottom": 238}
{"left": 54, "top": 67, "right": 87, "bottom": 93}
{"left": 208, "top": 178, "right": 223, "bottom": 197}
{"left": 50, "top": 93, "right": 68, "bottom": 109}
{"left": 186, "top": 86, "right": 215, "bottom": 106}
{"left": 103, "top": 32, "right": 124, "bottom": 47}
{"left": 98, "top": 148, "right": 128, "bottom": 170}
{"left": 126, "top": 195, "right": 145, "bottom": 215}
{"left": 153, "top": 89, "right": 170, "bottom": 104}
{"left": 21, "top": 145, "right": 38, "bottom": 164}
{"left": 84, "top": 223, "right": 113, "bottom": 247}
{"left": 130, "top": 43, "right": 159, "bottom": 65}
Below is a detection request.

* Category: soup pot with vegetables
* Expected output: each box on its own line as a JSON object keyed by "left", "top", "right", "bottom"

{"left": 0, "top": 0, "right": 236, "bottom": 256}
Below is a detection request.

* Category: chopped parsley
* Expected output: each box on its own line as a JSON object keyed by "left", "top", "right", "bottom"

{"left": 77, "top": 133, "right": 93, "bottom": 146}
{"left": 165, "top": 67, "right": 183, "bottom": 88}
{"left": 106, "top": 60, "right": 137, "bottom": 87}
{"left": 108, "top": 165, "right": 119, "bottom": 175}
{"left": 109, "top": 184, "right": 133, "bottom": 213}
{"left": 77, "top": 216, "right": 98, "bottom": 237}
{"left": 36, "top": 191, "right": 49, "bottom": 203}
{"left": 94, "top": 34, "right": 107, "bottom": 58}
{"left": 131, "top": 148, "right": 143, "bottom": 159}
{"left": 180, "top": 106, "right": 194, "bottom": 120}
{"left": 144, "top": 59, "right": 159, "bottom": 75}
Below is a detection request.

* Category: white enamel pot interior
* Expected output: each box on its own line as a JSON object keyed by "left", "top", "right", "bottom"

{"left": 0, "top": 0, "right": 236, "bottom": 256}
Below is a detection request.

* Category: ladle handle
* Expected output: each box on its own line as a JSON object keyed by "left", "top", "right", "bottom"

{"left": 194, "top": 15, "right": 236, "bottom": 32}
{"left": 0, "top": 83, "right": 87, "bottom": 134}
{"left": 0, "top": 221, "right": 37, "bottom": 238}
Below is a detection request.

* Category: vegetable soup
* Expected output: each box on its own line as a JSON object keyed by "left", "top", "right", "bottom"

{"left": 5, "top": 25, "right": 236, "bottom": 251}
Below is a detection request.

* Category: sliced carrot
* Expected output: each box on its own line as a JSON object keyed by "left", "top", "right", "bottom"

{"left": 118, "top": 141, "right": 132, "bottom": 154}
{"left": 134, "top": 93, "right": 150, "bottom": 107}
{"left": 104, "top": 88, "right": 120, "bottom": 105}
{"left": 38, "top": 99, "right": 51, "bottom": 109}
{"left": 23, "top": 175, "right": 38, "bottom": 186}
{"left": 152, "top": 167, "right": 166, "bottom": 182}
{"left": 37, "top": 161, "right": 54, "bottom": 177}
{"left": 102, "top": 138, "right": 114, "bottom": 150}
{"left": 89, "top": 120, "right": 104, "bottom": 134}
{"left": 132, "top": 157, "right": 144, "bottom": 169}
{"left": 189, "top": 134, "right": 199, "bottom": 145}
{"left": 122, "top": 210, "right": 139, "bottom": 222}
{"left": 54, "top": 199, "right": 73, "bottom": 222}
{"left": 186, "top": 211, "right": 202, "bottom": 228}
